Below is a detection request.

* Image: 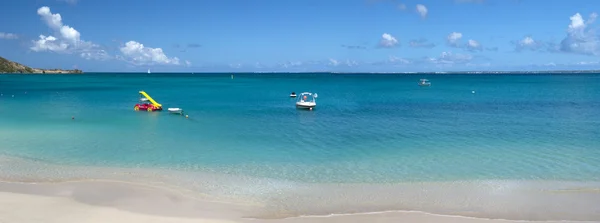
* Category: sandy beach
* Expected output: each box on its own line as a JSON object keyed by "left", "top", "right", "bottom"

{"left": 0, "top": 180, "right": 597, "bottom": 223}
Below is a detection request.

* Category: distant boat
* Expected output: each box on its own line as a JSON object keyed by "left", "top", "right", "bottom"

{"left": 290, "top": 92, "right": 297, "bottom": 97}
{"left": 418, "top": 79, "right": 431, "bottom": 86}
{"left": 147, "top": 69, "right": 151, "bottom": 74}
{"left": 296, "top": 92, "right": 317, "bottom": 109}
{"left": 168, "top": 108, "right": 183, "bottom": 115}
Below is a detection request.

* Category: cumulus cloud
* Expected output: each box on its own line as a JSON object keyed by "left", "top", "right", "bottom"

{"left": 416, "top": 4, "right": 428, "bottom": 18}
{"left": 378, "top": 33, "right": 399, "bottom": 48}
{"left": 466, "top": 39, "right": 483, "bottom": 51}
{"left": 446, "top": 32, "right": 463, "bottom": 47}
{"left": 513, "top": 36, "right": 544, "bottom": 51}
{"left": 119, "top": 41, "right": 180, "bottom": 65}
{"left": 559, "top": 12, "right": 600, "bottom": 55}
{"left": 31, "top": 6, "right": 107, "bottom": 60}
{"left": 0, "top": 32, "right": 18, "bottom": 39}
{"left": 446, "top": 32, "right": 494, "bottom": 52}
{"left": 31, "top": 35, "right": 68, "bottom": 52}
{"left": 409, "top": 38, "right": 436, "bottom": 48}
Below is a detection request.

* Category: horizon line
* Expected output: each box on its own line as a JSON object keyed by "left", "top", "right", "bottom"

{"left": 78, "top": 69, "right": 600, "bottom": 74}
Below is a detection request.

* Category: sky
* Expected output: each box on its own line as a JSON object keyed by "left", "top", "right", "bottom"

{"left": 1, "top": 0, "right": 600, "bottom": 72}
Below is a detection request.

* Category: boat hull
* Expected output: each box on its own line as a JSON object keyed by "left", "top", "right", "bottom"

{"left": 296, "top": 102, "right": 316, "bottom": 109}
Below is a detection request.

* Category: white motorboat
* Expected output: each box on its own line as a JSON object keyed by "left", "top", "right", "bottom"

{"left": 296, "top": 92, "right": 317, "bottom": 109}
{"left": 418, "top": 79, "right": 431, "bottom": 86}
{"left": 168, "top": 108, "right": 183, "bottom": 114}
{"left": 290, "top": 92, "right": 297, "bottom": 97}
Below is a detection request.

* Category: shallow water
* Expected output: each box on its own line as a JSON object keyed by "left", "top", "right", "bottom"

{"left": 1, "top": 73, "right": 599, "bottom": 183}
{"left": 1, "top": 73, "right": 600, "bottom": 220}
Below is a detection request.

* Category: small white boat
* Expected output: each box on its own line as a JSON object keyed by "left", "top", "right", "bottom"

{"left": 418, "top": 79, "right": 431, "bottom": 86}
{"left": 290, "top": 92, "right": 297, "bottom": 97}
{"left": 296, "top": 92, "right": 317, "bottom": 109}
{"left": 168, "top": 108, "right": 183, "bottom": 114}
{"left": 147, "top": 69, "right": 151, "bottom": 74}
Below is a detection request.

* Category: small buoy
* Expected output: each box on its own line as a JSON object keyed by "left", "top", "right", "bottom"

{"left": 185, "top": 115, "right": 189, "bottom": 119}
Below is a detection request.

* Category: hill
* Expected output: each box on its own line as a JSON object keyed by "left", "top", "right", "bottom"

{"left": 0, "top": 56, "right": 83, "bottom": 74}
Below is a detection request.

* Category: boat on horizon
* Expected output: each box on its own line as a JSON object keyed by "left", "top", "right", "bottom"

{"left": 418, "top": 79, "right": 431, "bottom": 86}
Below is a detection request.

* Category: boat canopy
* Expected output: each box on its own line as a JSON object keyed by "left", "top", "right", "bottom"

{"left": 297, "top": 92, "right": 317, "bottom": 102}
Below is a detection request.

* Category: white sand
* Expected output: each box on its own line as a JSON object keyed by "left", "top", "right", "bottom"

{"left": 0, "top": 191, "right": 233, "bottom": 223}
{"left": 0, "top": 181, "right": 596, "bottom": 223}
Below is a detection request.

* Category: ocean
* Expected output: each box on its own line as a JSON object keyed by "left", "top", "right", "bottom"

{"left": 1, "top": 73, "right": 599, "bottom": 220}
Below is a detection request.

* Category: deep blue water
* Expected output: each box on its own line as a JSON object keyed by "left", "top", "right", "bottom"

{"left": 1, "top": 73, "right": 599, "bottom": 183}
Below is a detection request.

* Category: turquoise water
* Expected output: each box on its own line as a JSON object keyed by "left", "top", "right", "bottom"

{"left": 1, "top": 73, "right": 599, "bottom": 183}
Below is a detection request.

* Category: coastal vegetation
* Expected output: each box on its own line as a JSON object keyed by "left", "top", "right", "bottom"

{"left": 0, "top": 56, "right": 83, "bottom": 74}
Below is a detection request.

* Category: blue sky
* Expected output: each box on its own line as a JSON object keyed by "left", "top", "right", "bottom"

{"left": 1, "top": 0, "right": 600, "bottom": 72}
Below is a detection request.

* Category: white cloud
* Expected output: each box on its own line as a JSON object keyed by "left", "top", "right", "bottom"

{"left": 446, "top": 32, "right": 491, "bottom": 52}
{"left": 388, "top": 56, "right": 411, "bottom": 64}
{"left": 31, "top": 35, "right": 68, "bottom": 52}
{"left": 80, "top": 50, "right": 109, "bottom": 60}
{"left": 328, "top": 59, "right": 359, "bottom": 67}
{"left": 466, "top": 39, "right": 482, "bottom": 51}
{"left": 429, "top": 51, "right": 473, "bottom": 64}
{"left": 119, "top": 41, "right": 180, "bottom": 65}
{"left": 379, "top": 33, "right": 399, "bottom": 48}
{"left": 328, "top": 59, "right": 340, "bottom": 66}
{"left": 560, "top": 12, "right": 600, "bottom": 55}
{"left": 185, "top": 60, "right": 192, "bottom": 67}
{"left": 0, "top": 32, "right": 18, "bottom": 39}
{"left": 31, "top": 6, "right": 105, "bottom": 59}
{"left": 568, "top": 13, "right": 585, "bottom": 33}
{"left": 447, "top": 32, "right": 463, "bottom": 46}
{"left": 416, "top": 4, "right": 428, "bottom": 18}
{"left": 513, "top": 36, "right": 544, "bottom": 51}
{"left": 279, "top": 61, "right": 303, "bottom": 68}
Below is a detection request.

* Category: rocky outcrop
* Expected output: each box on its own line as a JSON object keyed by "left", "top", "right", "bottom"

{"left": 0, "top": 56, "right": 83, "bottom": 74}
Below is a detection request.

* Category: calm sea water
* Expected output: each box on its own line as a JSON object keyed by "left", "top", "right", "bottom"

{"left": 1, "top": 73, "right": 599, "bottom": 183}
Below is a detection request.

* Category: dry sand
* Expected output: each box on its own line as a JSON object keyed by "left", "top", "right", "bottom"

{"left": 0, "top": 180, "right": 596, "bottom": 223}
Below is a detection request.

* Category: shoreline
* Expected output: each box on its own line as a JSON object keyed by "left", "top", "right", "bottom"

{"left": 0, "top": 155, "right": 599, "bottom": 222}
{"left": 0, "top": 180, "right": 596, "bottom": 223}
